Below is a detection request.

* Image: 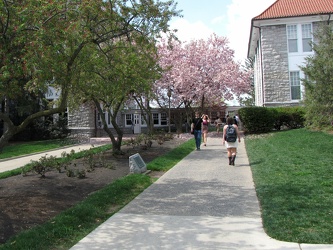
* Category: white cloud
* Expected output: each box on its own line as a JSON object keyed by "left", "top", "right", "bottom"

{"left": 170, "top": 19, "right": 214, "bottom": 43}
{"left": 211, "top": 16, "right": 225, "bottom": 25}
{"left": 226, "top": 0, "right": 276, "bottom": 63}
{"left": 169, "top": 0, "right": 276, "bottom": 64}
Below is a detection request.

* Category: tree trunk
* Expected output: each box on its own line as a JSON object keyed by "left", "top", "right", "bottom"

{"left": 0, "top": 127, "right": 17, "bottom": 153}
{"left": 0, "top": 102, "right": 67, "bottom": 153}
{"left": 201, "top": 94, "right": 205, "bottom": 113}
{"left": 92, "top": 98, "right": 124, "bottom": 154}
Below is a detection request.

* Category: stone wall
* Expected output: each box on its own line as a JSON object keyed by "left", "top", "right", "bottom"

{"left": 261, "top": 24, "right": 290, "bottom": 104}
{"left": 67, "top": 102, "right": 96, "bottom": 139}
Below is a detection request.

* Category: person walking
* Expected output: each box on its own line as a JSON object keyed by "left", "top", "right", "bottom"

{"left": 222, "top": 116, "right": 241, "bottom": 165}
{"left": 215, "top": 117, "right": 222, "bottom": 133}
{"left": 191, "top": 112, "right": 203, "bottom": 150}
{"left": 202, "top": 114, "right": 210, "bottom": 146}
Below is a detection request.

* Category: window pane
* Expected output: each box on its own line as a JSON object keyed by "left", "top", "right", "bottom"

{"left": 302, "top": 38, "right": 312, "bottom": 52}
{"left": 287, "top": 25, "right": 298, "bottom": 53}
{"left": 288, "top": 39, "right": 298, "bottom": 52}
{"left": 141, "top": 114, "right": 147, "bottom": 125}
{"left": 291, "top": 86, "right": 301, "bottom": 100}
{"left": 302, "top": 24, "right": 311, "bottom": 38}
{"left": 290, "top": 71, "right": 301, "bottom": 100}
{"left": 126, "top": 114, "right": 132, "bottom": 126}
{"left": 161, "top": 113, "right": 167, "bottom": 125}
{"left": 287, "top": 25, "right": 297, "bottom": 39}
{"left": 302, "top": 24, "right": 312, "bottom": 52}
{"left": 153, "top": 113, "right": 159, "bottom": 125}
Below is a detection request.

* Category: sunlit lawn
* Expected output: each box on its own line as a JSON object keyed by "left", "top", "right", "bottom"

{"left": 245, "top": 129, "right": 333, "bottom": 244}
{"left": 0, "top": 139, "right": 75, "bottom": 159}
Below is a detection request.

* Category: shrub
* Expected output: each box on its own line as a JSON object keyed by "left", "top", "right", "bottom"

{"left": 239, "top": 106, "right": 306, "bottom": 134}
{"left": 274, "top": 106, "right": 305, "bottom": 130}
{"left": 239, "top": 107, "right": 277, "bottom": 133}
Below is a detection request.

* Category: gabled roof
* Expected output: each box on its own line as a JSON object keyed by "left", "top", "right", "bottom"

{"left": 248, "top": 0, "right": 333, "bottom": 58}
{"left": 254, "top": 0, "right": 333, "bottom": 20}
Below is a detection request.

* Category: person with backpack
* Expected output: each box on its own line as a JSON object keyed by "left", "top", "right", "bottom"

{"left": 191, "top": 112, "right": 204, "bottom": 150}
{"left": 222, "top": 116, "right": 241, "bottom": 165}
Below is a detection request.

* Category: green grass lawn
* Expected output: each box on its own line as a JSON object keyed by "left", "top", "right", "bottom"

{"left": 0, "top": 139, "right": 75, "bottom": 159}
{"left": 245, "top": 128, "right": 333, "bottom": 244}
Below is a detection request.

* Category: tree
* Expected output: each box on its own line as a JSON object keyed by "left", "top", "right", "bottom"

{"left": 239, "top": 57, "right": 255, "bottom": 106}
{"left": 0, "top": 0, "right": 180, "bottom": 152}
{"left": 70, "top": 0, "right": 180, "bottom": 153}
{"left": 76, "top": 38, "right": 161, "bottom": 153}
{"left": 300, "top": 22, "right": 333, "bottom": 130}
{"left": 155, "top": 35, "right": 252, "bottom": 129}
{"left": 0, "top": 0, "right": 82, "bottom": 151}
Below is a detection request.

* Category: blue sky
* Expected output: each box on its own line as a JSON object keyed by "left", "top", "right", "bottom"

{"left": 169, "top": 0, "right": 276, "bottom": 63}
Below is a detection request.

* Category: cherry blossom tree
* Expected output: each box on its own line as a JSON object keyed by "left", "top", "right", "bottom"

{"left": 155, "top": 34, "right": 252, "bottom": 130}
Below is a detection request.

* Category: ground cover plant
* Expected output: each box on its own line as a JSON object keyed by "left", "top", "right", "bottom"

{"left": 0, "top": 136, "right": 194, "bottom": 249}
{"left": 245, "top": 128, "right": 333, "bottom": 244}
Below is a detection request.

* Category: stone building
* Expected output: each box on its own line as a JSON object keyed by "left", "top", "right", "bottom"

{"left": 67, "top": 102, "right": 231, "bottom": 138}
{"left": 248, "top": 0, "right": 333, "bottom": 107}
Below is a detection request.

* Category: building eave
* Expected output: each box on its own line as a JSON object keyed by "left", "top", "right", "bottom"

{"left": 247, "top": 13, "right": 332, "bottom": 59}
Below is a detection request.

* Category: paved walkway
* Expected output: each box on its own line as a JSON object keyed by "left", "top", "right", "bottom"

{"left": 1, "top": 136, "right": 332, "bottom": 249}
{"left": 70, "top": 137, "right": 332, "bottom": 250}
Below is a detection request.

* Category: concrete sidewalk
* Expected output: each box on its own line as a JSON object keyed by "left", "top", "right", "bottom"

{"left": 68, "top": 137, "right": 332, "bottom": 250}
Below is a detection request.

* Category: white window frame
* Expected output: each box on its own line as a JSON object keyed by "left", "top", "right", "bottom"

{"left": 152, "top": 113, "right": 159, "bottom": 125}
{"left": 125, "top": 114, "right": 133, "bottom": 126}
{"left": 160, "top": 112, "right": 167, "bottom": 125}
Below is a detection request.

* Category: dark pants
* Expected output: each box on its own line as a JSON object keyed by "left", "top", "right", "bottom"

{"left": 194, "top": 130, "right": 202, "bottom": 149}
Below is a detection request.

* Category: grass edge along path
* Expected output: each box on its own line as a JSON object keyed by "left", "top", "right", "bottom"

{"left": 0, "top": 138, "right": 194, "bottom": 250}
{"left": 0, "top": 139, "right": 76, "bottom": 160}
{"left": 0, "top": 144, "right": 114, "bottom": 180}
{"left": 245, "top": 129, "right": 333, "bottom": 244}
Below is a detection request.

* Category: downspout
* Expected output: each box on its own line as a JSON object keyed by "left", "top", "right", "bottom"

{"left": 253, "top": 25, "right": 264, "bottom": 106}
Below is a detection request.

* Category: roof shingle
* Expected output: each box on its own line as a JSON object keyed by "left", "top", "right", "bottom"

{"left": 254, "top": 0, "right": 333, "bottom": 20}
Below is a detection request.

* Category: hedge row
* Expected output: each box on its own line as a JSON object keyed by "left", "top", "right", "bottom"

{"left": 238, "top": 106, "right": 305, "bottom": 134}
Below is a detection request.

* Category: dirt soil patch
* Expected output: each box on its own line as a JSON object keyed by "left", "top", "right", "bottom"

{"left": 0, "top": 134, "right": 193, "bottom": 244}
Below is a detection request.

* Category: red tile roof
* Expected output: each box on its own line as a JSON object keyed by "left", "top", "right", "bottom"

{"left": 254, "top": 0, "right": 333, "bottom": 20}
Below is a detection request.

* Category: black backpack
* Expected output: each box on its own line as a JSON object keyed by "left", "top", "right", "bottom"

{"left": 225, "top": 125, "right": 237, "bottom": 142}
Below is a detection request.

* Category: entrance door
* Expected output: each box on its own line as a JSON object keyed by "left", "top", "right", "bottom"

{"left": 133, "top": 114, "right": 141, "bottom": 134}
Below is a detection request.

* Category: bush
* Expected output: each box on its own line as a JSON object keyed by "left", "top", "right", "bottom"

{"left": 239, "top": 107, "right": 277, "bottom": 134}
{"left": 239, "top": 106, "right": 306, "bottom": 134}
{"left": 274, "top": 106, "right": 305, "bottom": 130}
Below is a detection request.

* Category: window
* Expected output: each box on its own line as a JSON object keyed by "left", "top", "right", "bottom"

{"left": 290, "top": 71, "right": 301, "bottom": 100}
{"left": 125, "top": 114, "right": 133, "bottom": 126}
{"left": 302, "top": 24, "right": 312, "bottom": 52}
{"left": 287, "top": 25, "right": 298, "bottom": 52}
{"left": 161, "top": 113, "right": 167, "bottom": 125}
{"left": 152, "top": 113, "right": 159, "bottom": 125}
{"left": 141, "top": 114, "right": 147, "bottom": 125}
